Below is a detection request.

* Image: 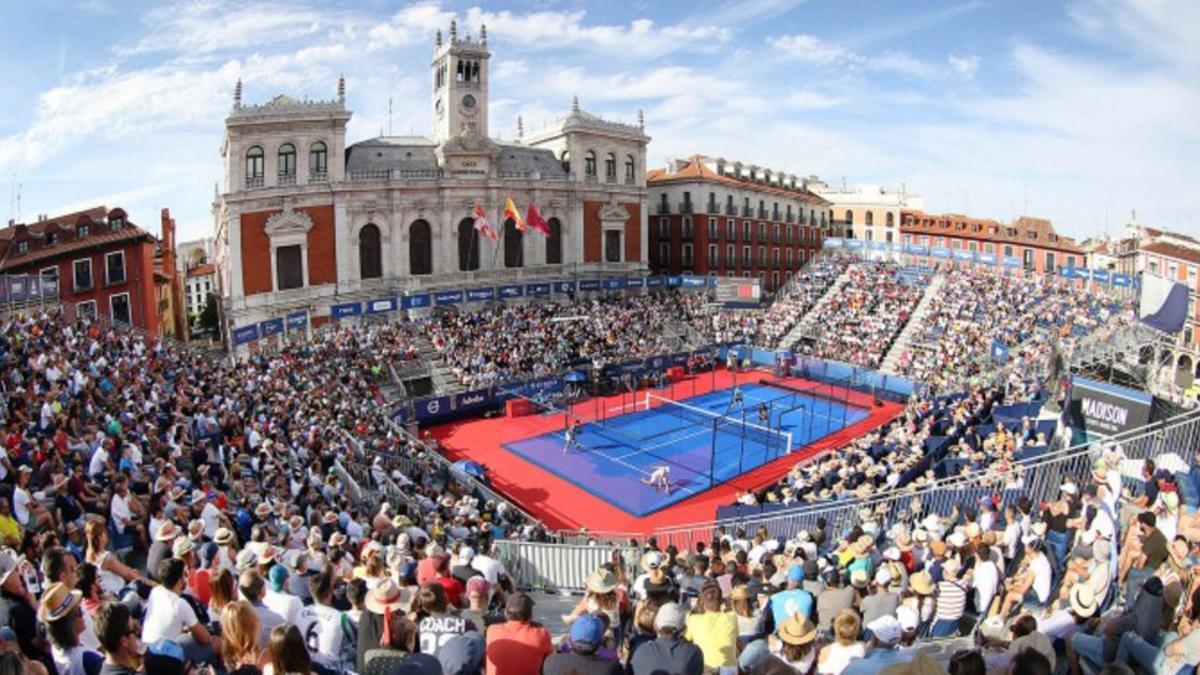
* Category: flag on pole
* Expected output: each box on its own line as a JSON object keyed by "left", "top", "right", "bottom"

{"left": 473, "top": 202, "right": 497, "bottom": 240}
{"left": 525, "top": 201, "right": 550, "bottom": 236}
{"left": 503, "top": 197, "right": 526, "bottom": 232}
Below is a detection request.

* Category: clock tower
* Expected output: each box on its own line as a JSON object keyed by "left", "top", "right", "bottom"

{"left": 432, "top": 19, "right": 490, "bottom": 144}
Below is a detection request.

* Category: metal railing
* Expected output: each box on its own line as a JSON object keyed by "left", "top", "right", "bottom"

{"left": 652, "top": 406, "right": 1200, "bottom": 549}
{"left": 495, "top": 540, "right": 643, "bottom": 592}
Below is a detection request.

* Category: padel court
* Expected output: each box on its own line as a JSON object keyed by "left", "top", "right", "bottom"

{"left": 429, "top": 369, "right": 903, "bottom": 533}
{"left": 503, "top": 382, "right": 870, "bottom": 515}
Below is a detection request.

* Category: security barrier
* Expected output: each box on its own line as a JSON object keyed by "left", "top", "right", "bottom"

{"left": 495, "top": 540, "right": 643, "bottom": 593}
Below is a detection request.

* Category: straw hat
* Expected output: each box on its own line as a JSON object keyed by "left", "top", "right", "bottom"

{"left": 778, "top": 617, "right": 817, "bottom": 646}
{"left": 172, "top": 537, "right": 195, "bottom": 558}
{"left": 190, "top": 489, "right": 206, "bottom": 506}
{"left": 850, "top": 569, "right": 869, "bottom": 589}
{"left": 640, "top": 551, "right": 665, "bottom": 573}
{"left": 586, "top": 569, "right": 617, "bottom": 594}
{"left": 731, "top": 584, "right": 752, "bottom": 601}
{"left": 155, "top": 521, "right": 181, "bottom": 542}
{"left": 254, "top": 503, "right": 272, "bottom": 519}
{"left": 257, "top": 545, "right": 278, "bottom": 566}
{"left": 910, "top": 570, "right": 935, "bottom": 595}
{"left": 37, "top": 582, "right": 83, "bottom": 623}
{"left": 1069, "top": 583, "right": 1097, "bottom": 617}
{"left": 322, "top": 511, "right": 339, "bottom": 524}
{"left": 213, "top": 528, "right": 235, "bottom": 546}
{"left": 365, "top": 579, "right": 409, "bottom": 614}
{"left": 329, "top": 532, "right": 347, "bottom": 547}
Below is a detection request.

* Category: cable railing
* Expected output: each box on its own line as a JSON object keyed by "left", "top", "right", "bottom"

{"left": 652, "top": 405, "right": 1200, "bottom": 549}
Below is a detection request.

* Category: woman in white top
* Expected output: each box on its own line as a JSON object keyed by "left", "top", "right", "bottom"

{"left": 817, "top": 609, "right": 866, "bottom": 675}
{"left": 729, "top": 584, "right": 764, "bottom": 646}
{"left": 83, "top": 519, "right": 144, "bottom": 596}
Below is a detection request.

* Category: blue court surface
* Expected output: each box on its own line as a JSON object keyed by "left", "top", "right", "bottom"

{"left": 502, "top": 383, "right": 870, "bottom": 516}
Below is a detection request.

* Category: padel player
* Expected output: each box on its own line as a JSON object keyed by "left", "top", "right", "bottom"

{"left": 642, "top": 465, "right": 671, "bottom": 493}
{"left": 758, "top": 402, "right": 770, "bottom": 425}
{"left": 563, "top": 419, "right": 581, "bottom": 454}
{"left": 727, "top": 386, "right": 745, "bottom": 414}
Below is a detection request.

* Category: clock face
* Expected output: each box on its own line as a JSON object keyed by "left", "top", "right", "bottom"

{"left": 461, "top": 94, "right": 477, "bottom": 110}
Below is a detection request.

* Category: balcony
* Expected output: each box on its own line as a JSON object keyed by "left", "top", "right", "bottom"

{"left": 625, "top": 175, "right": 637, "bottom": 185}
{"left": 757, "top": 208, "right": 768, "bottom": 219}
{"left": 308, "top": 171, "right": 328, "bottom": 184}
{"left": 584, "top": 173, "right": 599, "bottom": 183}
{"left": 656, "top": 203, "right": 671, "bottom": 215}
{"left": 786, "top": 212, "right": 795, "bottom": 223}
{"left": 677, "top": 201, "right": 694, "bottom": 214}
{"left": 245, "top": 175, "right": 264, "bottom": 189}
{"left": 741, "top": 206, "right": 753, "bottom": 217}
{"left": 724, "top": 203, "right": 737, "bottom": 216}
{"left": 772, "top": 210, "right": 782, "bottom": 221}
{"left": 605, "top": 174, "right": 617, "bottom": 184}
{"left": 706, "top": 201, "right": 718, "bottom": 213}
{"left": 277, "top": 173, "right": 297, "bottom": 186}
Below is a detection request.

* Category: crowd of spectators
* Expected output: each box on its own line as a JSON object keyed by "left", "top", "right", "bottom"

{"left": 895, "top": 269, "right": 1123, "bottom": 395}
{"left": 0, "top": 309, "right": 550, "bottom": 675}
{"left": 750, "top": 256, "right": 855, "bottom": 348}
{"left": 424, "top": 295, "right": 715, "bottom": 390}
{"left": 796, "top": 263, "right": 931, "bottom": 370}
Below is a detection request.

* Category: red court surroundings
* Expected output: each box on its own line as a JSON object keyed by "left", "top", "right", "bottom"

{"left": 428, "top": 368, "right": 903, "bottom": 536}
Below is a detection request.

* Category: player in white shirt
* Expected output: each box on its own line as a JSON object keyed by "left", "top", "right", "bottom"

{"left": 642, "top": 465, "right": 671, "bottom": 493}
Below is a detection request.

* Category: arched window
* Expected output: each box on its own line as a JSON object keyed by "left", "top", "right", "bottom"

{"left": 560, "top": 150, "right": 570, "bottom": 174}
{"left": 604, "top": 152, "right": 616, "bottom": 180}
{"left": 457, "top": 219, "right": 480, "bottom": 271}
{"left": 503, "top": 219, "right": 523, "bottom": 268}
{"left": 359, "top": 223, "right": 382, "bottom": 279}
{"left": 309, "top": 141, "right": 327, "bottom": 179}
{"left": 245, "top": 146, "right": 264, "bottom": 185}
{"left": 409, "top": 220, "right": 432, "bottom": 275}
{"left": 584, "top": 150, "right": 597, "bottom": 177}
{"left": 545, "top": 218, "right": 562, "bottom": 265}
{"left": 278, "top": 143, "right": 296, "bottom": 179}
{"left": 865, "top": 211, "right": 874, "bottom": 226}
{"left": 624, "top": 155, "right": 635, "bottom": 183}
{"left": 886, "top": 212, "right": 894, "bottom": 227}
{"left": 844, "top": 210, "right": 853, "bottom": 225}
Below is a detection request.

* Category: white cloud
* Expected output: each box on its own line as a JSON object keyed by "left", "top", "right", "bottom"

{"left": 768, "top": 34, "right": 855, "bottom": 65}
{"left": 493, "top": 59, "right": 529, "bottom": 81}
{"left": 947, "top": 54, "right": 980, "bottom": 78}
{"left": 366, "top": 2, "right": 455, "bottom": 51}
{"left": 123, "top": 1, "right": 334, "bottom": 56}
{"left": 460, "top": 7, "right": 730, "bottom": 57}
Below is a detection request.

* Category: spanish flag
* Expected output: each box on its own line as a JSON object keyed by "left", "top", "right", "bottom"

{"left": 503, "top": 197, "right": 526, "bottom": 232}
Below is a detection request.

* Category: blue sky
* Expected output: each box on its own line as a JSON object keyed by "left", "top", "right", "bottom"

{"left": 1, "top": 0, "right": 1198, "bottom": 241}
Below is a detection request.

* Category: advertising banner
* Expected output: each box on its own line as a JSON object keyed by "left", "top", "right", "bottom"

{"left": 286, "top": 311, "right": 308, "bottom": 332}
{"left": 401, "top": 294, "right": 430, "bottom": 309}
{"left": 366, "top": 298, "right": 398, "bottom": 314}
{"left": 498, "top": 284, "right": 524, "bottom": 299}
{"left": 233, "top": 325, "right": 260, "bottom": 346}
{"left": 553, "top": 281, "right": 576, "bottom": 294}
{"left": 466, "top": 287, "right": 495, "bottom": 302}
{"left": 259, "top": 318, "right": 284, "bottom": 337}
{"left": 1066, "top": 376, "right": 1153, "bottom": 437}
{"left": 331, "top": 302, "right": 362, "bottom": 319}
{"left": 435, "top": 290, "right": 464, "bottom": 305}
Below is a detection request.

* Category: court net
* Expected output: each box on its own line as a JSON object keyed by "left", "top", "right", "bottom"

{"left": 642, "top": 392, "right": 793, "bottom": 456}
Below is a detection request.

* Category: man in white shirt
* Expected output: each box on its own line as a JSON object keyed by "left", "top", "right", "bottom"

{"left": 142, "top": 558, "right": 214, "bottom": 664}
{"left": 87, "top": 441, "right": 110, "bottom": 479}
{"left": 263, "top": 565, "right": 302, "bottom": 626}
{"left": 470, "top": 542, "right": 508, "bottom": 590}
{"left": 295, "top": 571, "right": 352, "bottom": 671}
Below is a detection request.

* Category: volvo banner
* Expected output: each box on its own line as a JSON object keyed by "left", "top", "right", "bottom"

{"left": 1066, "top": 376, "right": 1153, "bottom": 437}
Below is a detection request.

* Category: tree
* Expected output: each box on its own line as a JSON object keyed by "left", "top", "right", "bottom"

{"left": 198, "top": 292, "right": 219, "bottom": 334}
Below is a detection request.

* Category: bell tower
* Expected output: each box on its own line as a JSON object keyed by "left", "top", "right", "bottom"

{"left": 432, "top": 19, "right": 491, "bottom": 143}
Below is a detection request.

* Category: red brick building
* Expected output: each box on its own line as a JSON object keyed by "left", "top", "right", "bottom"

{"left": 900, "top": 212, "right": 1083, "bottom": 274}
{"left": 0, "top": 206, "right": 160, "bottom": 333}
{"left": 646, "top": 156, "right": 831, "bottom": 291}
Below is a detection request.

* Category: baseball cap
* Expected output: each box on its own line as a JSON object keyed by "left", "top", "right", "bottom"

{"left": 267, "top": 564, "right": 289, "bottom": 592}
{"left": 144, "top": 638, "right": 190, "bottom": 675}
{"left": 654, "top": 602, "right": 687, "bottom": 632}
{"left": 465, "top": 577, "right": 490, "bottom": 598}
{"left": 739, "top": 639, "right": 772, "bottom": 671}
{"left": 867, "top": 615, "right": 902, "bottom": 645}
{"left": 570, "top": 614, "right": 605, "bottom": 646}
{"left": 438, "top": 632, "right": 485, "bottom": 675}
{"left": 786, "top": 564, "right": 805, "bottom": 584}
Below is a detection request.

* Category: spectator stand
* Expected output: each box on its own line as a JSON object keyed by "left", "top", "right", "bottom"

{"left": 652, "top": 404, "right": 1200, "bottom": 551}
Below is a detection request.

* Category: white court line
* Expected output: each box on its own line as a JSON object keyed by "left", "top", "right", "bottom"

{"left": 546, "top": 428, "right": 708, "bottom": 500}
